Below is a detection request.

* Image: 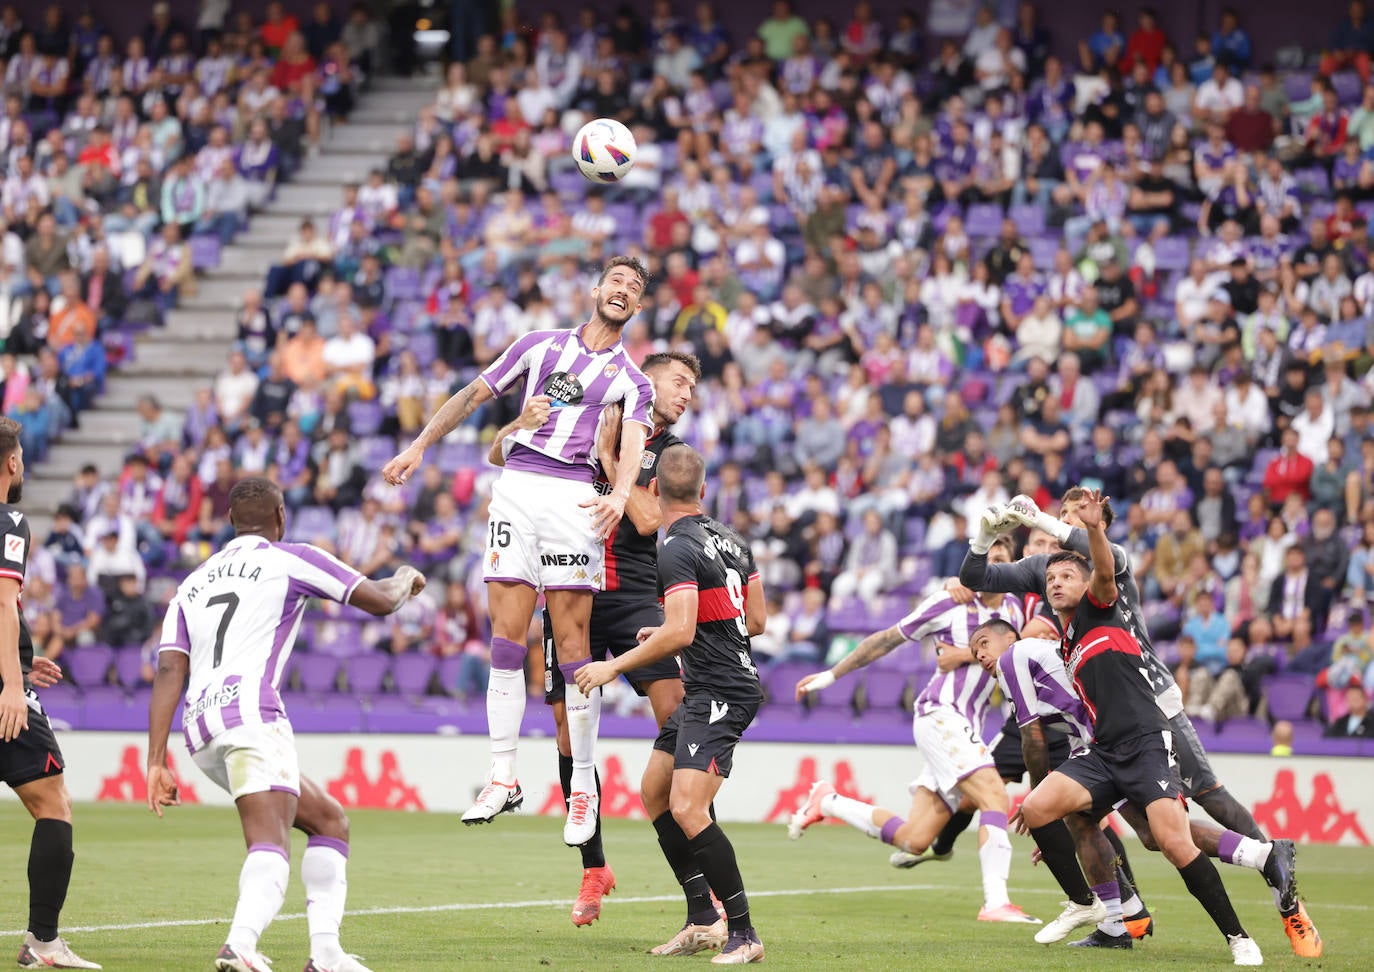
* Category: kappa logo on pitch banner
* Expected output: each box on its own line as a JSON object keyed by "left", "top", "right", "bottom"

{"left": 541, "top": 553, "right": 591, "bottom": 567}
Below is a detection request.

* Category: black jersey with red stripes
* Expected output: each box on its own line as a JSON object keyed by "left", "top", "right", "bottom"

{"left": 1060, "top": 590, "right": 1168, "bottom": 747}
{"left": 657, "top": 513, "right": 763, "bottom": 705}
{"left": 594, "top": 428, "right": 682, "bottom": 595}
{"left": 0, "top": 503, "right": 34, "bottom": 691}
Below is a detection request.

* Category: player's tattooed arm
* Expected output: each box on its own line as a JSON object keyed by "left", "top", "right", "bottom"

{"left": 835, "top": 625, "right": 907, "bottom": 678}
{"left": 1021, "top": 719, "right": 1052, "bottom": 787}
{"left": 384, "top": 379, "right": 494, "bottom": 484}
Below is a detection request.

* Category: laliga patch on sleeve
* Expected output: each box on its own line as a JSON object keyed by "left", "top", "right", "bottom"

{"left": 4, "top": 534, "right": 24, "bottom": 563}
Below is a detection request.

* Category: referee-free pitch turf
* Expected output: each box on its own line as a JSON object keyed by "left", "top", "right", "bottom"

{"left": 0, "top": 804, "right": 1369, "bottom": 970}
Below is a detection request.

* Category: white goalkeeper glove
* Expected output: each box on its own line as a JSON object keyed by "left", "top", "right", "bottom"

{"left": 1006, "top": 493, "right": 1073, "bottom": 544}
{"left": 970, "top": 504, "right": 1008, "bottom": 555}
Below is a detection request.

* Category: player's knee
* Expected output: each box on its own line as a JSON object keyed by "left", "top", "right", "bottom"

{"left": 895, "top": 824, "right": 929, "bottom": 856}
{"left": 1019, "top": 796, "right": 1051, "bottom": 830}
{"left": 1156, "top": 832, "right": 1198, "bottom": 867}
{"left": 669, "top": 798, "right": 709, "bottom": 837}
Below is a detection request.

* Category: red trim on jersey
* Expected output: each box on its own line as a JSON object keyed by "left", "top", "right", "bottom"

{"left": 664, "top": 581, "right": 698, "bottom": 597}
{"left": 747, "top": 571, "right": 760, "bottom": 582}
{"left": 1085, "top": 591, "right": 1116, "bottom": 609}
{"left": 603, "top": 536, "right": 620, "bottom": 592}
{"left": 696, "top": 587, "right": 742, "bottom": 624}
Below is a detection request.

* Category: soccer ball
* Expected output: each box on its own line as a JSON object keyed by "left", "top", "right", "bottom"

{"left": 572, "top": 118, "right": 637, "bottom": 184}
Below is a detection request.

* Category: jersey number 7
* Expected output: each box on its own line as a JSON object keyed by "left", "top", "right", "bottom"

{"left": 207, "top": 592, "right": 240, "bottom": 669}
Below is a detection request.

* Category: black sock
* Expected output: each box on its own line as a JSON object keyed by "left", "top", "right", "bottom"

{"left": 688, "top": 822, "right": 751, "bottom": 934}
{"left": 652, "top": 812, "right": 718, "bottom": 926}
{"left": 28, "top": 819, "right": 73, "bottom": 942}
{"left": 1196, "top": 787, "right": 1265, "bottom": 841}
{"left": 560, "top": 753, "right": 605, "bottom": 869}
{"left": 931, "top": 810, "right": 973, "bottom": 855}
{"left": 1178, "top": 852, "right": 1245, "bottom": 939}
{"left": 1029, "top": 823, "right": 1095, "bottom": 906}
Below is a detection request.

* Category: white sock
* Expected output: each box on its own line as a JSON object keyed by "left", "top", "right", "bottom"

{"left": 977, "top": 824, "right": 1013, "bottom": 910}
{"left": 1121, "top": 892, "right": 1143, "bottom": 916}
{"left": 564, "top": 678, "right": 602, "bottom": 794}
{"left": 819, "top": 793, "right": 882, "bottom": 838}
{"left": 485, "top": 667, "right": 526, "bottom": 784}
{"left": 302, "top": 838, "right": 349, "bottom": 965}
{"left": 226, "top": 845, "right": 289, "bottom": 954}
{"left": 1094, "top": 881, "right": 1126, "bottom": 935}
{"left": 1233, "top": 837, "right": 1272, "bottom": 871}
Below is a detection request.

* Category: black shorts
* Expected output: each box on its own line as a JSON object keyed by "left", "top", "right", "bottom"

{"left": 543, "top": 597, "right": 681, "bottom": 704}
{"left": 0, "top": 693, "right": 65, "bottom": 789}
{"left": 1055, "top": 730, "right": 1185, "bottom": 814}
{"left": 652, "top": 695, "right": 758, "bottom": 777}
{"left": 991, "top": 718, "right": 1074, "bottom": 783}
{"left": 1167, "top": 710, "right": 1220, "bottom": 797}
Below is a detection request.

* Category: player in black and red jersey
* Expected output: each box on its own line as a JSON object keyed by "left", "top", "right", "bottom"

{"left": 577, "top": 444, "right": 767, "bottom": 964}
{"left": 1016, "top": 490, "right": 1266, "bottom": 966}
{"left": 489, "top": 352, "right": 700, "bottom": 925}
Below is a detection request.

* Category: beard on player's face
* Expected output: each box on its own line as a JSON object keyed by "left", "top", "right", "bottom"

{"left": 6, "top": 478, "right": 22, "bottom": 504}
{"left": 596, "top": 290, "right": 635, "bottom": 327}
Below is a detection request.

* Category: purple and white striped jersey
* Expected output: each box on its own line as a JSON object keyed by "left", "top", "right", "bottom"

{"left": 996, "top": 637, "right": 1093, "bottom": 752}
{"left": 898, "top": 591, "right": 1026, "bottom": 727}
{"left": 157, "top": 535, "right": 364, "bottom": 754}
{"left": 480, "top": 325, "right": 654, "bottom": 476}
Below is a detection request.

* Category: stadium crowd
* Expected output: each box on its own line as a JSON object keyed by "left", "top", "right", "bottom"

{"left": 19, "top": 0, "right": 1374, "bottom": 745}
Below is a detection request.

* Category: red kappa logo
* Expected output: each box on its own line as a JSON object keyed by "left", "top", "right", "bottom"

{"left": 326, "top": 748, "right": 426, "bottom": 810}
{"left": 1253, "top": 770, "right": 1370, "bottom": 845}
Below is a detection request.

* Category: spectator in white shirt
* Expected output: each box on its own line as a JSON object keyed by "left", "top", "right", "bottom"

{"left": 322, "top": 313, "right": 377, "bottom": 399}
{"left": 1194, "top": 62, "right": 1245, "bottom": 124}
{"left": 1292, "top": 388, "right": 1336, "bottom": 465}
{"left": 1223, "top": 369, "right": 1272, "bottom": 444}
{"left": 213, "top": 348, "right": 259, "bottom": 434}
{"left": 734, "top": 221, "right": 786, "bottom": 300}
{"left": 653, "top": 30, "right": 702, "bottom": 91}
{"left": 830, "top": 510, "right": 898, "bottom": 606}
{"left": 1175, "top": 365, "right": 1223, "bottom": 434}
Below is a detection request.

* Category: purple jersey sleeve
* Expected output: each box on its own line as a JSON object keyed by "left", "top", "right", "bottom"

{"left": 998, "top": 648, "right": 1039, "bottom": 728}
{"left": 620, "top": 367, "right": 655, "bottom": 430}
{"left": 897, "top": 591, "right": 953, "bottom": 642}
{"left": 275, "top": 542, "right": 366, "bottom": 604}
{"left": 157, "top": 597, "right": 190, "bottom": 655}
{"left": 477, "top": 331, "right": 544, "bottom": 397}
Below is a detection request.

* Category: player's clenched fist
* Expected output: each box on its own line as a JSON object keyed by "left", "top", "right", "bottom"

{"left": 795, "top": 670, "right": 836, "bottom": 701}
{"left": 518, "top": 395, "right": 553, "bottom": 430}
{"left": 382, "top": 444, "right": 425, "bottom": 485}
{"left": 396, "top": 565, "right": 427, "bottom": 598}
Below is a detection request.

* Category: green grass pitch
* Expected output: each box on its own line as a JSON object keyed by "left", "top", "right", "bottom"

{"left": 0, "top": 804, "right": 1369, "bottom": 970}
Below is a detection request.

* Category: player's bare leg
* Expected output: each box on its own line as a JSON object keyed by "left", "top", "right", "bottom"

{"left": 670, "top": 768, "right": 763, "bottom": 964}
{"left": 643, "top": 750, "right": 726, "bottom": 956}
{"left": 12, "top": 775, "right": 99, "bottom": 970}
{"left": 465, "top": 581, "right": 537, "bottom": 824}
{"left": 545, "top": 588, "right": 600, "bottom": 846}
{"left": 644, "top": 676, "right": 685, "bottom": 727}
{"left": 215, "top": 789, "right": 297, "bottom": 972}
{"left": 891, "top": 795, "right": 970, "bottom": 868}
{"left": 293, "top": 777, "right": 371, "bottom": 972}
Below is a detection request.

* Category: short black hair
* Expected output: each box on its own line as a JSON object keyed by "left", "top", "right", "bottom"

{"left": 229, "top": 476, "right": 283, "bottom": 526}
{"left": 971, "top": 618, "right": 1017, "bottom": 641}
{"left": 0, "top": 417, "right": 19, "bottom": 464}
{"left": 1060, "top": 486, "right": 1115, "bottom": 528}
{"left": 1046, "top": 550, "right": 1091, "bottom": 578}
{"left": 599, "top": 255, "right": 650, "bottom": 289}
{"left": 642, "top": 351, "right": 702, "bottom": 379}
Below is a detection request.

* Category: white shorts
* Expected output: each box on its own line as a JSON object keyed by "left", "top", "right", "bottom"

{"left": 909, "top": 708, "right": 994, "bottom": 812}
{"left": 192, "top": 720, "right": 300, "bottom": 800}
{"left": 483, "top": 468, "right": 603, "bottom": 592}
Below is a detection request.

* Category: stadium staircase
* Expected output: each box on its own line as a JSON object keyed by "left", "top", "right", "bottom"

{"left": 24, "top": 77, "right": 438, "bottom": 538}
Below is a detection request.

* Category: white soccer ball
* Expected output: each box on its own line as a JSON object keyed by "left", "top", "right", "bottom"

{"left": 572, "top": 117, "right": 637, "bottom": 184}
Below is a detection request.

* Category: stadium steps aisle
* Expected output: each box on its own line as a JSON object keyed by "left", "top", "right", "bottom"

{"left": 24, "top": 78, "right": 439, "bottom": 536}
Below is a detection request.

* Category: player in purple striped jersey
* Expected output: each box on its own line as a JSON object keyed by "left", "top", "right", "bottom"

{"left": 786, "top": 538, "right": 1039, "bottom": 925}
{"left": 383, "top": 257, "right": 655, "bottom": 846}
{"left": 147, "top": 478, "right": 427, "bottom": 972}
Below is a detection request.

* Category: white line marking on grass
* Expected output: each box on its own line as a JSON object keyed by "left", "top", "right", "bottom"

{"left": 12, "top": 881, "right": 1370, "bottom": 937}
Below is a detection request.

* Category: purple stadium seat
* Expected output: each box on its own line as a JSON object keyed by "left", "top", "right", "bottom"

{"left": 346, "top": 400, "right": 384, "bottom": 436}
{"left": 1029, "top": 237, "right": 1059, "bottom": 270}
{"left": 189, "top": 235, "right": 221, "bottom": 270}
{"left": 825, "top": 600, "right": 870, "bottom": 633}
{"left": 345, "top": 654, "right": 390, "bottom": 695}
{"left": 287, "top": 506, "right": 336, "bottom": 543}
{"left": 1153, "top": 236, "right": 1191, "bottom": 272}
{"left": 861, "top": 673, "right": 908, "bottom": 712}
{"left": 390, "top": 299, "right": 424, "bottom": 333}
{"left": 114, "top": 647, "right": 147, "bottom": 688}
{"left": 764, "top": 661, "right": 814, "bottom": 709}
{"left": 550, "top": 167, "right": 584, "bottom": 197}
{"left": 385, "top": 266, "right": 422, "bottom": 301}
{"left": 1009, "top": 204, "right": 1046, "bottom": 238}
{"left": 1264, "top": 674, "right": 1316, "bottom": 722}
{"left": 283, "top": 693, "right": 365, "bottom": 732}
{"left": 1333, "top": 71, "right": 1363, "bottom": 106}
{"left": 391, "top": 653, "right": 437, "bottom": 696}
{"left": 965, "top": 203, "right": 1003, "bottom": 238}
{"left": 66, "top": 645, "right": 114, "bottom": 688}
{"left": 312, "top": 620, "right": 367, "bottom": 657}
{"left": 1282, "top": 72, "right": 1312, "bottom": 102}
{"left": 405, "top": 330, "right": 439, "bottom": 367}
{"left": 37, "top": 684, "right": 81, "bottom": 728}
{"left": 437, "top": 442, "right": 482, "bottom": 472}
{"left": 437, "top": 655, "right": 468, "bottom": 695}
{"left": 297, "top": 654, "right": 341, "bottom": 694}
{"left": 82, "top": 686, "right": 134, "bottom": 730}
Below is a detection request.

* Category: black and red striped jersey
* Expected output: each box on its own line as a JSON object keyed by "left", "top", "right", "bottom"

{"left": 0, "top": 503, "right": 34, "bottom": 691}
{"left": 657, "top": 513, "right": 763, "bottom": 704}
{"left": 1060, "top": 591, "right": 1168, "bottom": 747}
{"left": 595, "top": 428, "right": 682, "bottom": 596}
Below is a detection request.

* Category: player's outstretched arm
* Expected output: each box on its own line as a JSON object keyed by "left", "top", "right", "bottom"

{"left": 797, "top": 624, "right": 905, "bottom": 699}
{"left": 575, "top": 586, "right": 696, "bottom": 693}
{"left": 1080, "top": 490, "right": 1119, "bottom": 605}
{"left": 583, "top": 420, "right": 649, "bottom": 540}
{"left": 597, "top": 403, "right": 662, "bottom": 536}
{"left": 383, "top": 378, "right": 494, "bottom": 484}
{"left": 146, "top": 648, "right": 188, "bottom": 817}
{"left": 348, "top": 565, "right": 426, "bottom": 617}
{"left": 0, "top": 577, "right": 28, "bottom": 742}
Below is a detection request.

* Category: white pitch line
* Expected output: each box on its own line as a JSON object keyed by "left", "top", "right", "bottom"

{"left": 7, "top": 880, "right": 1369, "bottom": 938}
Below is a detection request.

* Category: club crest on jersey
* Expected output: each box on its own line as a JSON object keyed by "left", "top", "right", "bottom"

{"left": 542, "top": 371, "right": 585, "bottom": 408}
{"left": 603, "top": 363, "right": 620, "bottom": 379}
{"left": 640, "top": 451, "right": 656, "bottom": 470}
{"left": 489, "top": 550, "right": 500, "bottom": 570}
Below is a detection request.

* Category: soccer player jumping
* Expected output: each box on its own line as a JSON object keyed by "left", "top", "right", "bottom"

{"left": 383, "top": 257, "right": 655, "bottom": 847}
{"left": 1015, "top": 489, "right": 1264, "bottom": 966}
{"left": 147, "top": 478, "right": 428, "bottom": 972}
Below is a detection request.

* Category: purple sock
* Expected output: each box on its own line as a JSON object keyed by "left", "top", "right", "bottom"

{"left": 1217, "top": 829, "right": 1243, "bottom": 865}
{"left": 490, "top": 636, "right": 525, "bottom": 671}
{"left": 558, "top": 659, "right": 589, "bottom": 687}
{"left": 879, "top": 817, "right": 904, "bottom": 846}
{"left": 980, "top": 810, "right": 1008, "bottom": 831}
